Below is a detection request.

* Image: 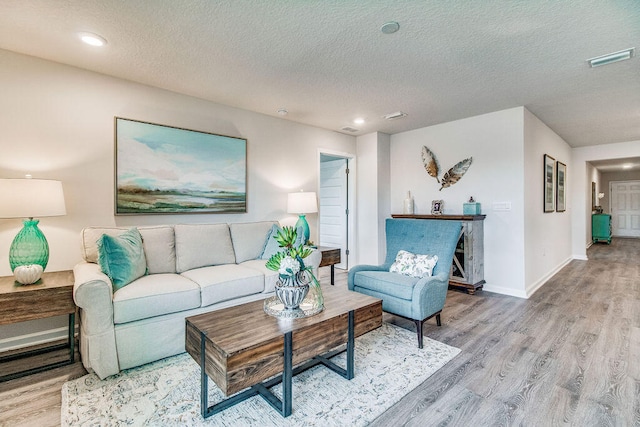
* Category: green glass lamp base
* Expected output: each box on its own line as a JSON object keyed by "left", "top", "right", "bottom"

{"left": 295, "top": 215, "right": 310, "bottom": 245}
{"left": 9, "top": 219, "right": 50, "bottom": 272}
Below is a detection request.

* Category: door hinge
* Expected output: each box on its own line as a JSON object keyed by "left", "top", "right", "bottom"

{"left": 345, "top": 249, "right": 350, "bottom": 255}
{"left": 345, "top": 168, "right": 349, "bottom": 175}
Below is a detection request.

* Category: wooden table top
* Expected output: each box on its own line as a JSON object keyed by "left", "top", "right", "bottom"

{"left": 186, "top": 285, "right": 381, "bottom": 356}
{"left": 0, "top": 270, "right": 74, "bottom": 295}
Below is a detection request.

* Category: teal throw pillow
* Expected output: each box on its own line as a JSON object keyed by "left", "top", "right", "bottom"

{"left": 260, "top": 224, "right": 306, "bottom": 260}
{"left": 97, "top": 228, "right": 147, "bottom": 291}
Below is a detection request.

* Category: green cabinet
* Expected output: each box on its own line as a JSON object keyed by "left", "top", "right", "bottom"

{"left": 592, "top": 214, "right": 612, "bottom": 244}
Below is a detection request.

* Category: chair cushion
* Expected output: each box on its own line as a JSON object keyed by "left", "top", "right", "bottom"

{"left": 240, "top": 259, "right": 279, "bottom": 293}
{"left": 230, "top": 221, "right": 277, "bottom": 263}
{"left": 353, "top": 270, "right": 418, "bottom": 301}
{"left": 97, "top": 228, "right": 147, "bottom": 291}
{"left": 112, "top": 273, "right": 201, "bottom": 324}
{"left": 174, "top": 224, "right": 235, "bottom": 273}
{"left": 389, "top": 250, "right": 438, "bottom": 278}
{"left": 181, "top": 264, "right": 264, "bottom": 307}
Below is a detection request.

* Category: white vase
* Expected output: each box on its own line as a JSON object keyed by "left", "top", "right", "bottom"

{"left": 403, "top": 191, "right": 415, "bottom": 214}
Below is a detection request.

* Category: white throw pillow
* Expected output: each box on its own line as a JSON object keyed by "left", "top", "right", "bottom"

{"left": 389, "top": 250, "right": 438, "bottom": 278}
{"left": 389, "top": 250, "right": 416, "bottom": 276}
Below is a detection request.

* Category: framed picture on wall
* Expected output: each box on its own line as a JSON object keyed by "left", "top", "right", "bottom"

{"left": 556, "top": 161, "right": 566, "bottom": 212}
{"left": 543, "top": 154, "right": 555, "bottom": 212}
{"left": 114, "top": 117, "right": 247, "bottom": 215}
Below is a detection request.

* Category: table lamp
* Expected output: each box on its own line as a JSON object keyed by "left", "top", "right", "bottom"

{"left": 287, "top": 191, "right": 317, "bottom": 244}
{"left": 0, "top": 177, "right": 66, "bottom": 282}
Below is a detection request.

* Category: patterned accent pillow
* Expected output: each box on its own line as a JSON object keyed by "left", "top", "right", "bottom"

{"left": 389, "top": 250, "right": 416, "bottom": 276}
{"left": 412, "top": 254, "right": 438, "bottom": 278}
{"left": 389, "top": 250, "right": 438, "bottom": 278}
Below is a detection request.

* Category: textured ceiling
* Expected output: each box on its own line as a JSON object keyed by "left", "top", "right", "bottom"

{"left": 0, "top": 0, "right": 639, "bottom": 151}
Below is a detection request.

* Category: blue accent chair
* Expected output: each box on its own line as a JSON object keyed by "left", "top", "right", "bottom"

{"left": 348, "top": 218, "right": 461, "bottom": 348}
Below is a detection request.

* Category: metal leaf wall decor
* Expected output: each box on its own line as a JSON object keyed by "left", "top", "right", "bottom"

{"left": 440, "top": 157, "right": 472, "bottom": 191}
{"left": 421, "top": 146, "right": 440, "bottom": 183}
{"left": 420, "top": 146, "right": 473, "bottom": 190}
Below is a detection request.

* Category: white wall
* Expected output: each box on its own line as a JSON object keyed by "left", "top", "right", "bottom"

{"left": 390, "top": 107, "right": 527, "bottom": 297}
{"left": 523, "top": 109, "right": 573, "bottom": 296}
{"left": 355, "top": 132, "right": 390, "bottom": 265}
{"left": 0, "top": 49, "right": 356, "bottom": 348}
{"left": 571, "top": 140, "right": 640, "bottom": 258}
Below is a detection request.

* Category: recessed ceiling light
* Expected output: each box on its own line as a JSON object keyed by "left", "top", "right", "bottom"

{"left": 381, "top": 21, "right": 400, "bottom": 34}
{"left": 353, "top": 118, "right": 365, "bottom": 125}
{"left": 623, "top": 164, "right": 632, "bottom": 169}
{"left": 587, "top": 48, "right": 634, "bottom": 67}
{"left": 277, "top": 108, "right": 288, "bottom": 116}
{"left": 78, "top": 32, "right": 107, "bottom": 47}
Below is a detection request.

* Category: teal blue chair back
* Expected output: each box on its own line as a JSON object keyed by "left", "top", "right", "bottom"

{"left": 384, "top": 218, "right": 461, "bottom": 277}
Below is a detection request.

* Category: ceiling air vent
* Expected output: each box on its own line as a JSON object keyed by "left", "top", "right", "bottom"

{"left": 383, "top": 111, "right": 407, "bottom": 120}
{"left": 341, "top": 126, "right": 359, "bottom": 133}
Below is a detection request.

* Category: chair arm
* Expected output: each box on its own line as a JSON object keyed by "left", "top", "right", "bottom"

{"left": 73, "top": 262, "right": 115, "bottom": 334}
{"left": 411, "top": 271, "right": 449, "bottom": 320}
{"left": 347, "top": 264, "right": 387, "bottom": 290}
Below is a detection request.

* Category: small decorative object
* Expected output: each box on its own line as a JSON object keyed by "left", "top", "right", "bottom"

{"left": 463, "top": 196, "right": 481, "bottom": 215}
{"left": 13, "top": 264, "right": 43, "bottom": 285}
{"left": 431, "top": 200, "right": 444, "bottom": 215}
{"left": 287, "top": 191, "right": 318, "bottom": 244}
{"left": 556, "top": 161, "right": 567, "bottom": 212}
{"left": 264, "top": 226, "right": 323, "bottom": 317}
{"left": 0, "top": 177, "right": 67, "bottom": 273}
{"left": 420, "top": 146, "right": 473, "bottom": 190}
{"left": 403, "top": 191, "right": 415, "bottom": 214}
{"left": 544, "top": 154, "right": 555, "bottom": 212}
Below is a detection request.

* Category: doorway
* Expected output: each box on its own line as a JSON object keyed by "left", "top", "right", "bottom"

{"left": 318, "top": 153, "right": 353, "bottom": 270}
{"left": 610, "top": 180, "right": 640, "bottom": 237}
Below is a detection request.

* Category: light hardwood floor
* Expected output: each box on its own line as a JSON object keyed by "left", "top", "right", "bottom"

{"left": 1, "top": 239, "right": 637, "bottom": 426}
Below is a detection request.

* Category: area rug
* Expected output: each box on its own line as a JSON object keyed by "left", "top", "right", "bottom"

{"left": 62, "top": 323, "right": 460, "bottom": 426}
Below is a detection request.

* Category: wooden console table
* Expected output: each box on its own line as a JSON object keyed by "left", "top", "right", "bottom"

{"left": 391, "top": 214, "right": 486, "bottom": 294}
{"left": 0, "top": 270, "right": 76, "bottom": 382}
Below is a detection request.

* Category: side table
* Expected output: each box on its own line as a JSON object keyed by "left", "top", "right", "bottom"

{"left": 0, "top": 270, "right": 75, "bottom": 382}
{"left": 317, "top": 246, "right": 341, "bottom": 285}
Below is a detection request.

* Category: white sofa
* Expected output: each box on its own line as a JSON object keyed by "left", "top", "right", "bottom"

{"left": 73, "top": 221, "right": 321, "bottom": 379}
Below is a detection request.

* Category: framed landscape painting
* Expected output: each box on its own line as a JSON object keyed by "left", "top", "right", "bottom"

{"left": 115, "top": 117, "right": 247, "bottom": 214}
{"left": 543, "top": 154, "right": 555, "bottom": 213}
{"left": 556, "top": 161, "right": 566, "bottom": 212}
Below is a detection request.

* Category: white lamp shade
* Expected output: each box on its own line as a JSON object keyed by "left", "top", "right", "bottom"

{"left": 287, "top": 191, "right": 318, "bottom": 214}
{"left": 0, "top": 179, "right": 67, "bottom": 218}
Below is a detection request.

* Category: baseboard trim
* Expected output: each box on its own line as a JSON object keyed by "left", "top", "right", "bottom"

{"left": 0, "top": 326, "right": 77, "bottom": 352}
{"left": 525, "top": 256, "right": 573, "bottom": 298}
{"left": 481, "top": 284, "right": 528, "bottom": 299}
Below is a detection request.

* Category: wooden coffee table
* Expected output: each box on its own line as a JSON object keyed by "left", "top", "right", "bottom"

{"left": 185, "top": 285, "right": 382, "bottom": 418}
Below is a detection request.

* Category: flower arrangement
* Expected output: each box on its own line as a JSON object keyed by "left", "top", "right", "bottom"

{"left": 265, "top": 226, "right": 323, "bottom": 312}
{"left": 265, "top": 226, "right": 314, "bottom": 278}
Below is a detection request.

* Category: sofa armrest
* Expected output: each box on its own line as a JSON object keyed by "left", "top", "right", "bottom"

{"left": 73, "top": 262, "right": 115, "bottom": 334}
{"left": 411, "top": 271, "right": 449, "bottom": 320}
{"left": 347, "top": 264, "right": 387, "bottom": 290}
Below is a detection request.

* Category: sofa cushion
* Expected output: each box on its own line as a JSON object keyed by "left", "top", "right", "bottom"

{"left": 112, "top": 273, "right": 201, "bottom": 324}
{"left": 139, "top": 226, "right": 176, "bottom": 274}
{"left": 352, "top": 270, "right": 417, "bottom": 301}
{"left": 181, "top": 264, "right": 264, "bottom": 307}
{"left": 240, "top": 259, "right": 279, "bottom": 293}
{"left": 81, "top": 225, "right": 176, "bottom": 274}
{"left": 230, "top": 221, "right": 277, "bottom": 263}
{"left": 174, "top": 224, "right": 235, "bottom": 273}
{"left": 97, "top": 228, "right": 147, "bottom": 291}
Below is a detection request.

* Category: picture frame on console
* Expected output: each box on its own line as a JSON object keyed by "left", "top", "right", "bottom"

{"left": 114, "top": 117, "right": 247, "bottom": 214}
{"left": 431, "top": 200, "right": 444, "bottom": 215}
{"left": 543, "top": 154, "right": 555, "bottom": 213}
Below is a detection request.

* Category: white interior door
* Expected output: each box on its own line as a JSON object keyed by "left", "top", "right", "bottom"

{"left": 319, "top": 159, "right": 348, "bottom": 269}
{"left": 611, "top": 180, "right": 640, "bottom": 237}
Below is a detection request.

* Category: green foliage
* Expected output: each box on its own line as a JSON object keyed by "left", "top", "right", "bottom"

{"left": 265, "top": 226, "right": 313, "bottom": 272}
